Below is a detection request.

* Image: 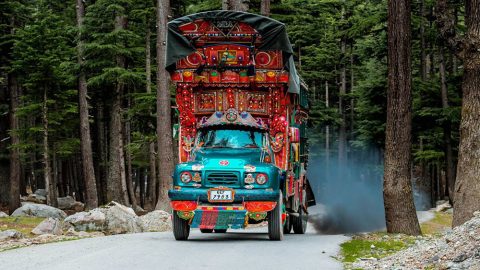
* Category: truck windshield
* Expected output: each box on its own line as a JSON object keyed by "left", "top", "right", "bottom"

{"left": 196, "top": 127, "right": 265, "bottom": 149}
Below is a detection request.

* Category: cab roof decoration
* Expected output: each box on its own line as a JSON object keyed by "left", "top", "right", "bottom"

{"left": 198, "top": 109, "right": 268, "bottom": 130}
{"left": 166, "top": 10, "right": 301, "bottom": 94}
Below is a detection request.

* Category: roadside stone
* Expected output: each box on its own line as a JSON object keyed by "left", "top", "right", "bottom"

{"left": 24, "top": 193, "right": 47, "bottom": 204}
{"left": 98, "top": 201, "right": 141, "bottom": 234}
{"left": 34, "top": 189, "right": 47, "bottom": 197}
{"left": 139, "top": 210, "right": 172, "bottom": 232}
{"left": 0, "top": 211, "right": 8, "bottom": 218}
{"left": 32, "top": 218, "right": 63, "bottom": 236}
{"left": 12, "top": 203, "right": 67, "bottom": 219}
{"left": 453, "top": 253, "right": 468, "bottom": 263}
{"left": 64, "top": 209, "right": 106, "bottom": 231}
{"left": 71, "top": 201, "right": 85, "bottom": 212}
{"left": 0, "top": 230, "right": 25, "bottom": 241}
{"left": 353, "top": 212, "right": 480, "bottom": 270}
{"left": 57, "top": 196, "right": 76, "bottom": 210}
{"left": 436, "top": 201, "right": 452, "bottom": 212}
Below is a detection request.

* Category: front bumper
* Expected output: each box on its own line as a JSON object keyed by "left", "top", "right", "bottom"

{"left": 168, "top": 188, "right": 279, "bottom": 202}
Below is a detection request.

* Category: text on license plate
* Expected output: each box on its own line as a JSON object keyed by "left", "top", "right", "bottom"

{"left": 209, "top": 190, "right": 233, "bottom": 201}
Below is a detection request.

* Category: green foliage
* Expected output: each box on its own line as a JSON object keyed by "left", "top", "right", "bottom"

{"left": 340, "top": 233, "right": 414, "bottom": 264}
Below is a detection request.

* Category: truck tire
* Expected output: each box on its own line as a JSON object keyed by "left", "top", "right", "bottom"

{"left": 291, "top": 206, "right": 308, "bottom": 234}
{"left": 200, "top": 229, "right": 213, "bottom": 233}
{"left": 173, "top": 211, "right": 190, "bottom": 240}
{"left": 283, "top": 215, "right": 292, "bottom": 234}
{"left": 268, "top": 191, "right": 284, "bottom": 241}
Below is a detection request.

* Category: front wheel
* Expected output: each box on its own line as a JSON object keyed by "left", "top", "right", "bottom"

{"left": 268, "top": 191, "right": 284, "bottom": 241}
{"left": 173, "top": 211, "right": 190, "bottom": 240}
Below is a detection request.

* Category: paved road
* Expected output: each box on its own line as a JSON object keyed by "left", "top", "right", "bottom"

{"left": 0, "top": 206, "right": 349, "bottom": 270}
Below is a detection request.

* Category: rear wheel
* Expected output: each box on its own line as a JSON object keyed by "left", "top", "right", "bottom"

{"left": 200, "top": 229, "right": 213, "bottom": 233}
{"left": 291, "top": 205, "right": 308, "bottom": 234}
{"left": 214, "top": 229, "right": 227, "bottom": 233}
{"left": 173, "top": 211, "right": 190, "bottom": 240}
{"left": 268, "top": 191, "right": 284, "bottom": 241}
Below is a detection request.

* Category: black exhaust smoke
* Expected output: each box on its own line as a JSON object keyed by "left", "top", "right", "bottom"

{"left": 306, "top": 146, "right": 386, "bottom": 234}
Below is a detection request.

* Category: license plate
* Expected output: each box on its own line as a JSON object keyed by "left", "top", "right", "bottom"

{"left": 208, "top": 188, "right": 235, "bottom": 203}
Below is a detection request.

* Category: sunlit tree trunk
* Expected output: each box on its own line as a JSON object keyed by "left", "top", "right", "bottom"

{"left": 155, "top": 0, "right": 174, "bottom": 211}
{"left": 76, "top": 0, "right": 98, "bottom": 209}
{"left": 107, "top": 14, "right": 129, "bottom": 205}
{"left": 43, "top": 88, "right": 57, "bottom": 207}
{"left": 145, "top": 24, "right": 157, "bottom": 208}
{"left": 261, "top": 0, "right": 270, "bottom": 16}
{"left": 384, "top": 0, "right": 421, "bottom": 235}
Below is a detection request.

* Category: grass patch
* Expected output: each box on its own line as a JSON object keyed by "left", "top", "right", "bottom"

{"left": 420, "top": 212, "right": 452, "bottom": 235}
{"left": 0, "top": 217, "right": 45, "bottom": 237}
{"left": 340, "top": 234, "right": 413, "bottom": 263}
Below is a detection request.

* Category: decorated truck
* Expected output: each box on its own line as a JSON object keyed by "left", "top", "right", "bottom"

{"left": 166, "top": 10, "right": 315, "bottom": 241}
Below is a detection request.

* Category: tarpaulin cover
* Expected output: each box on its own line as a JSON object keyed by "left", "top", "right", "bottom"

{"left": 166, "top": 10, "right": 301, "bottom": 94}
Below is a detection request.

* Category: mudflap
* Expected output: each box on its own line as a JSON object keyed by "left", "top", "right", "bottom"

{"left": 305, "top": 178, "right": 316, "bottom": 207}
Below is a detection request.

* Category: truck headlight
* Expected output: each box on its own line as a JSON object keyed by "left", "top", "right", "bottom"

{"left": 180, "top": 172, "right": 192, "bottom": 183}
{"left": 256, "top": 173, "right": 268, "bottom": 185}
{"left": 245, "top": 173, "right": 255, "bottom": 184}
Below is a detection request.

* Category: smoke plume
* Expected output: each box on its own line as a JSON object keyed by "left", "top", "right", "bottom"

{"left": 307, "top": 145, "right": 386, "bottom": 234}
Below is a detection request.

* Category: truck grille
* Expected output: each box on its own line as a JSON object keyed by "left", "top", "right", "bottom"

{"left": 206, "top": 171, "right": 240, "bottom": 186}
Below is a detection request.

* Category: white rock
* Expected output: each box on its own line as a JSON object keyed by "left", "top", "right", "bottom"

{"left": 139, "top": 210, "right": 172, "bottom": 232}
{"left": 0, "top": 230, "right": 25, "bottom": 241}
{"left": 34, "top": 189, "right": 47, "bottom": 197}
{"left": 0, "top": 211, "right": 8, "bottom": 218}
{"left": 32, "top": 218, "right": 63, "bottom": 236}
{"left": 25, "top": 193, "right": 47, "bottom": 204}
{"left": 11, "top": 203, "right": 67, "bottom": 219}
{"left": 57, "top": 196, "right": 76, "bottom": 210}
{"left": 65, "top": 209, "right": 106, "bottom": 231}
{"left": 98, "top": 201, "right": 141, "bottom": 234}
{"left": 436, "top": 202, "right": 452, "bottom": 212}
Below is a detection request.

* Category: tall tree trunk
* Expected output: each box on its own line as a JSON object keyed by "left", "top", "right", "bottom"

{"left": 420, "top": 0, "right": 427, "bottom": 80}
{"left": 452, "top": 0, "right": 480, "bottom": 227}
{"left": 230, "top": 0, "right": 248, "bottom": 11}
{"left": 145, "top": 24, "right": 157, "bottom": 208}
{"left": 43, "top": 88, "right": 57, "bottom": 207}
{"left": 439, "top": 47, "right": 454, "bottom": 202}
{"left": 76, "top": 0, "right": 98, "bottom": 210}
{"left": 125, "top": 93, "right": 137, "bottom": 209}
{"left": 156, "top": 0, "right": 174, "bottom": 211}
{"left": 384, "top": 0, "right": 421, "bottom": 235}
{"left": 350, "top": 45, "right": 355, "bottom": 135}
{"left": 261, "top": 0, "right": 270, "bottom": 16}
{"left": 222, "top": 0, "right": 229, "bottom": 10}
{"left": 338, "top": 36, "right": 347, "bottom": 166}
{"left": 8, "top": 74, "right": 21, "bottom": 213}
{"left": 95, "top": 100, "right": 107, "bottom": 204}
{"left": 325, "top": 80, "right": 330, "bottom": 194}
{"left": 107, "top": 14, "right": 129, "bottom": 205}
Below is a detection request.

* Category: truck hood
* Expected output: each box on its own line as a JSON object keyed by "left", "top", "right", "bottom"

{"left": 193, "top": 148, "right": 262, "bottom": 168}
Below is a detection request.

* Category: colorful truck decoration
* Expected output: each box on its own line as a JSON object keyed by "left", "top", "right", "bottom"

{"left": 166, "top": 10, "right": 315, "bottom": 241}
